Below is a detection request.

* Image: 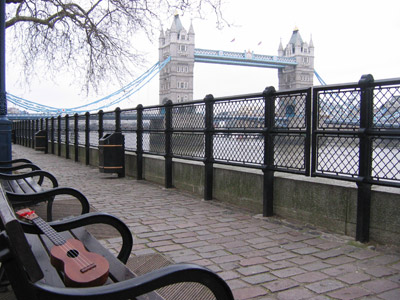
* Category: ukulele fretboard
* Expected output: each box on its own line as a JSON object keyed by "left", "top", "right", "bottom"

{"left": 32, "top": 217, "right": 67, "bottom": 246}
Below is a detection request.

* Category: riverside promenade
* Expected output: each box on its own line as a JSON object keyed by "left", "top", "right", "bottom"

{"left": 11, "top": 144, "right": 400, "bottom": 300}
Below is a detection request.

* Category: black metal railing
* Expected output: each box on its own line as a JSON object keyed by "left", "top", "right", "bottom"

{"left": 12, "top": 75, "right": 400, "bottom": 242}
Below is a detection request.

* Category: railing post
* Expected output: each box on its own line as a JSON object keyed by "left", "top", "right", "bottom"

{"left": 34, "top": 119, "right": 38, "bottom": 149}
{"left": 50, "top": 117, "right": 55, "bottom": 154}
{"left": 98, "top": 110, "right": 104, "bottom": 140}
{"left": 115, "top": 107, "right": 121, "bottom": 133}
{"left": 356, "top": 74, "right": 374, "bottom": 243}
{"left": 74, "top": 113, "right": 79, "bottom": 162}
{"left": 45, "top": 118, "right": 49, "bottom": 154}
{"left": 204, "top": 94, "right": 214, "bottom": 200}
{"left": 263, "top": 86, "right": 276, "bottom": 217}
{"left": 65, "top": 114, "right": 70, "bottom": 159}
{"left": 57, "top": 115, "right": 61, "bottom": 156}
{"left": 136, "top": 104, "right": 143, "bottom": 180}
{"left": 85, "top": 112, "right": 90, "bottom": 165}
{"left": 164, "top": 100, "right": 173, "bottom": 188}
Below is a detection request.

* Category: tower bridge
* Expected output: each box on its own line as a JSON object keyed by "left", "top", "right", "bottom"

{"left": 159, "top": 14, "right": 315, "bottom": 104}
{"left": 7, "top": 14, "right": 317, "bottom": 116}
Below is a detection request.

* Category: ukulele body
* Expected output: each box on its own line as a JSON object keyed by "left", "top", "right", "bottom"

{"left": 50, "top": 238, "right": 109, "bottom": 287}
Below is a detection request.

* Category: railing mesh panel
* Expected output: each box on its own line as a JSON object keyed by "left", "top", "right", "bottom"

{"left": 89, "top": 116, "right": 100, "bottom": 147}
{"left": 373, "top": 85, "right": 400, "bottom": 129}
{"left": 275, "top": 92, "right": 307, "bottom": 129}
{"left": 316, "top": 136, "right": 360, "bottom": 177}
{"left": 372, "top": 138, "right": 400, "bottom": 182}
{"left": 77, "top": 115, "right": 86, "bottom": 145}
{"left": 214, "top": 97, "right": 264, "bottom": 129}
{"left": 172, "top": 133, "right": 204, "bottom": 158}
{"left": 143, "top": 108, "right": 164, "bottom": 130}
{"left": 121, "top": 110, "right": 138, "bottom": 151}
{"left": 318, "top": 88, "right": 361, "bottom": 129}
{"left": 213, "top": 133, "right": 264, "bottom": 165}
{"left": 274, "top": 134, "right": 306, "bottom": 171}
{"left": 143, "top": 132, "right": 165, "bottom": 154}
{"left": 172, "top": 104, "right": 205, "bottom": 129}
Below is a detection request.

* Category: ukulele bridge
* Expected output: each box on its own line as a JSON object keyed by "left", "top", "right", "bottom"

{"left": 80, "top": 263, "right": 96, "bottom": 273}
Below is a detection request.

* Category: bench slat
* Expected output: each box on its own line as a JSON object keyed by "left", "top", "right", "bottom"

{"left": 4, "top": 179, "right": 25, "bottom": 194}
{"left": 24, "top": 177, "right": 44, "bottom": 193}
{"left": 16, "top": 178, "right": 37, "bottom": 194}
{"left": 25, "top": 233, "right": 65, "bottom": 287}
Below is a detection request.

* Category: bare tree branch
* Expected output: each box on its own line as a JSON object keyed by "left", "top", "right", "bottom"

{"left": 6, "top": 0, "right": 228, "bottom": 94}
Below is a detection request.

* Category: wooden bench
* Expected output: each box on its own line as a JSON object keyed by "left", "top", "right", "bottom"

{"left": 0, "top": 161, "right": 90, "bottom": 221}
{"left": 0, "top": 187, "right": 234, "bottom": 300}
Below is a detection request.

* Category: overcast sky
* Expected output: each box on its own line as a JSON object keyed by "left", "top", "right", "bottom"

{"left": 6, "top": 0, "right": 400, "bottom": 112}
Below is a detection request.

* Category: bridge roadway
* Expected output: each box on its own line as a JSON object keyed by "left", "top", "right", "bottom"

{"left": 11, "top": 144, "right": 400, "bottom": 299}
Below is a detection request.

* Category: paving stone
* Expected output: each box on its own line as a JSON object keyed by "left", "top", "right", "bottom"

{"left": 237, "top": 265, "right": 270, "bottom": 276}
{"left": 347, "top": 249, "right": 380, "bottom": 260}
{"left": 263, "top": 279, "right": 299, "bottom": 292}
{"left": 376, "top": 288, "right": 400, "bottom": 300}
{"left": 239, "top": 256, "right": 269, "bottom": 266}
{"left": 277, "top": 287, "right": 316, "bottom": 299}
{"left": 270, "top": 267, "right": 305, "bottom": 278}
{"left": 211, "top": 254, "right": 243, "bottom": 264}
{"left": 324, "top": 255, "right": 355, "bottom": 266}
{"left": 322, "top": 264, "right": 358, "bottom": 276}
{"left": 363, "top": 266, "right": 397, "bottom": 277}
{"left": 289, "top": 255, "right": 319, "bottom": 265}
{"left": 265, "top": 260, "right": 295, "bottom": 270}
{"left": 291, "top": 271, "right": 329, "bottom": 283}
{"left": 242, "top": 273, "right": 276, "bottom": 285}
{"left": 316, "top": 241, "right": 341, "bottom": 250}
{"left": 337, "top": 272, "right": 371, "bottom": 284}
{"left": 313, "top": 249, "right": 344, "bottom": 259}
{"left": 306, "top": 279, "right": 345, "bottom": 294}
{"left": 362, "top": 279, "right": 399, "bottom": 293}
{"left": 302, "top": 261, "right": 332, "bottom": 272}
{"left": 328, "top": 286, "right": 370, "bottom": 300}
{"left": 281, "top": 242, "right": 308, "bottom": 250}
{"left": 232, "top": 286, "right": 269, "bottom": 300}
{"left": 218, "top": 270, "right": 241, "bottom": 281}
{"left": 266, "top": 252, "right": 298, "bottom": 262}
{"left": 226, "top": 279, "right": 250, "bottom": 290}
{"left": 292, "top": 246, "right": 320, "bottom": 255}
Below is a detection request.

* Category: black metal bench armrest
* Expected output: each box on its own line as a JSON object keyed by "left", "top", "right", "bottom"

{"left": 20, "top": 212, "right": 132, "bottom": 264}
{"left": 6, "top": 187, "right": 90, "bottom": 222}
{"left": 0, "top": 163, "right": 41, "bottom": 173}
{"left": 0, "top": 159, "right": 33, "bottom": 166}
{"left": 34, "top": 264, "right": 234, "bottom": 300}
{"left": 0, "top": 170, "right": 58, "bottom": 187}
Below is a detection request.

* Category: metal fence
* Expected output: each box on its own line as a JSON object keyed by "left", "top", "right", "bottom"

{"left": 12, "top": 75, "right": 400, "bottom": 242}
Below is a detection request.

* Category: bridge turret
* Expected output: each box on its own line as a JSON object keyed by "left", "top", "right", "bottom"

{"left": 278, "top": 38, "right": 284, "bottom": 57}
{"left": 159, "top": 14, "right": 195, "bottom": 104}
{"left": 278, "top": 27, "right": 314, "bottom": 91}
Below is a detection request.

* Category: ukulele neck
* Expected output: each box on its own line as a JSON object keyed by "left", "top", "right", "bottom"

{"left": 31, "top": 217, "right": 67, "bottom": 246}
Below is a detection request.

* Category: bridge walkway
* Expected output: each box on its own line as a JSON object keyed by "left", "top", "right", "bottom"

{"left": 8, "top": 144, "right": 400, "bottom": 300}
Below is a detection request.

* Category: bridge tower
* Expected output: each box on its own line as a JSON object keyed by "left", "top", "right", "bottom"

{"left": 159, "top": 14, "right": 195, "bottom": 104}
{"left": 278, "top": 28, "right": 314, "bottom": 90}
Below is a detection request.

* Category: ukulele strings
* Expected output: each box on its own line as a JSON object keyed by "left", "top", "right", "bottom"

{"left": 35, "top": 218, "right": 94, "bottom": 269}
{"left": 21, "top": 210, "right": 95, "bottom": 270}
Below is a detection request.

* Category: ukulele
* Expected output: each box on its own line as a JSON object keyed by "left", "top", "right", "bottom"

{"left": 16, "top": 208, "right": 109, "bottom": 287}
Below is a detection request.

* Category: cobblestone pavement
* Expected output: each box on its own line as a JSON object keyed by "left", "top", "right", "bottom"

{"left": 11, "top": 145, "right": 400, "bottom": 300}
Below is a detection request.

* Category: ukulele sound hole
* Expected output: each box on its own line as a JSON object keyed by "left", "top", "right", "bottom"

{"left": 67, "top": 249, "right": 80, "bottom": 258}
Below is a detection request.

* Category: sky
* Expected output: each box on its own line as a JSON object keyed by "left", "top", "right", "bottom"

{"left": 6, "top": 0, "right": 400, "bottom": 112}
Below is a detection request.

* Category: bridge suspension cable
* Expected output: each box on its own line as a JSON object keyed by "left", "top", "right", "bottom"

{"left": 7, "top": 56, "right": 171, "bottom": 114}
{"left": 314, "top": 70, "right": 326, "bottom": 85}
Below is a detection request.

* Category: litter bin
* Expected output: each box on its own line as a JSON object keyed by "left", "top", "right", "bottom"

{"left": 99, "top": 132, "right": 125, "bottom": 177}
{"left": 34, "top": 130, "right": 47, "bottom": 152}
